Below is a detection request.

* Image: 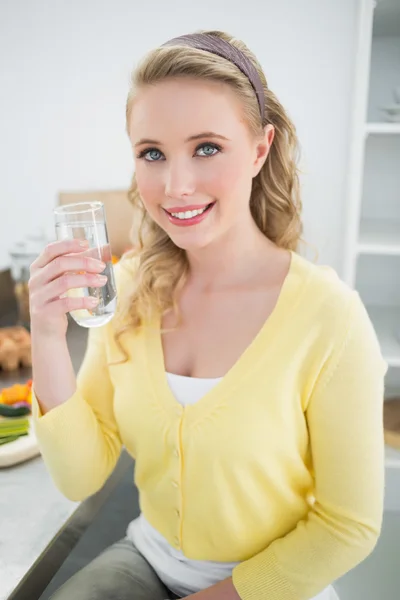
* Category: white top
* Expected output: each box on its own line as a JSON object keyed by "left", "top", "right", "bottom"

{"left": 127, "top": 372, "right": 337, "bottom": 599}
{"left": 165, "top": 371, "right": 223, "bottom": 405}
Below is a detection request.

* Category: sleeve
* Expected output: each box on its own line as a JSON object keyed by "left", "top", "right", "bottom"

{"left": 32, "top": 322, "right": 122, "bottom": 502}
{"left": 232, "top": 292, "right": 388, "bottom": 600}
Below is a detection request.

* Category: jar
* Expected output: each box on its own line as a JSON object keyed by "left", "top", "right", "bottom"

{"left": 9, "top": 232, "right": 47, "bottom": 328}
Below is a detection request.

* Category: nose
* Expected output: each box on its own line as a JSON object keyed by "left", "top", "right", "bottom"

{"left": 165, "top": 160, "right": 196, "bottom": 200}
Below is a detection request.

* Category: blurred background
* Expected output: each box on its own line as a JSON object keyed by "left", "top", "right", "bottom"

{"left": 0, "top": 1, "right": 400, "bottom": 599}
{"left": 0, "top": 0, "right": 363, "bottom": 271}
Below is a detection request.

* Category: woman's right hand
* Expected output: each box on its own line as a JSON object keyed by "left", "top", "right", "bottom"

{"left": 29, "top": 239, "right": 107, "bottom": 338}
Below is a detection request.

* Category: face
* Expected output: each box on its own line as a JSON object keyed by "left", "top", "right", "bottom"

{"left": 128, "top": 77, "right": 274, "bottom": 252}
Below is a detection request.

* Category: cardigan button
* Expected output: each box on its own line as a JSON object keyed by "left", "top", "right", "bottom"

{"left": 172, "top": 480, "right": 179, "bottom": 488}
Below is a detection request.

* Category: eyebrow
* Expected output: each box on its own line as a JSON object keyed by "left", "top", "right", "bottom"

{"left": 134, "top": 132, "right": 230, "bottom": 148}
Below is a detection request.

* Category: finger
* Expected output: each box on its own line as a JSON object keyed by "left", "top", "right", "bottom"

{"left": 31, "top": 239, "right": 90, "bottom": 271}
{"left": 79, "top": 244, "right": 113, "bottom": 263}
{"left": 31, "top": 294, "right": 100, "bottom": 320}
{"left": 31, "top": 254, "right": 106, "bottom": 290}
{"left": 34, "top": 272, "right": 108, "bottom": 306}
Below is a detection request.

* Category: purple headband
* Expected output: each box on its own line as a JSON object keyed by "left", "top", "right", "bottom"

{"left": 162, "top": 33, "right": 265, "bottom": 122}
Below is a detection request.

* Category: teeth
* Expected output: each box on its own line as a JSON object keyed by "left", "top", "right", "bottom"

{"left": 170, "top": 206, "right": 208, "bottom": 219}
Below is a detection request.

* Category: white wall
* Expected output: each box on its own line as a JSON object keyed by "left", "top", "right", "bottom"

{"left": 0, "top": 0, "right": 359, "bottom": 272}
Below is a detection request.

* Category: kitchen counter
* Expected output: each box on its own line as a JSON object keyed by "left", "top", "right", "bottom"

{"left": 0, "top": 456, "right": 78, "bottom": 600}
{"left": 0, "top": 320, "right": 131, "bottom": 600}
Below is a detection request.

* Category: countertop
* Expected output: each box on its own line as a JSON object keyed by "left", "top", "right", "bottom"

{"left": 0, "top": 321, "right": 86, "bottom": 600}
{"left": 0, "top": 457, "right": 79, "bottom": 600}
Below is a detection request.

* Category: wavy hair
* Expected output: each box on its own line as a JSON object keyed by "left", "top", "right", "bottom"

{"left": 116, "top": 29, "right": 303, "bottom": 337}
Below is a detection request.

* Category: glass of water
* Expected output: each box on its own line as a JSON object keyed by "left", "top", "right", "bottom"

{"left": 54, "top": 202, "right": 117, "bottom": 328}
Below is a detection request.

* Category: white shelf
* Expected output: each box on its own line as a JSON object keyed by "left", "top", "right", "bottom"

{"left": 374, "top": 0, "right": 400, "bottom": 38}
{"left": 385, "top": 445, "right": 400, "bottom": 469}
{"left": 367, "top": 306, "right": 400, "bottom": 368}
{"left": 358, "top": 220, "right": 400, "bottom": 255}
{"left": 365, "top": 122, "right": 400, "bottom": 135}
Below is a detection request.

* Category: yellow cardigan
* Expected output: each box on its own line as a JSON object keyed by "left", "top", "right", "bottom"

{"left": 32, "top": 251, "right": 387, "bottom": 600}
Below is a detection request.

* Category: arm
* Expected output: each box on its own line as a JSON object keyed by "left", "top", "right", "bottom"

{"left": 31, "top": 331, "right": 77, "bottom": 413}
{"left": 225, "top": 292, "right": 386, "bottom": 600}
{"left": 32, "top": 323, "right": 122, "bottom": 501}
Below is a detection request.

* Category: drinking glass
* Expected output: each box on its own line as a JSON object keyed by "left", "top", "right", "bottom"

{"left": 54, "top": 202, "right": 117, "bottom": 328}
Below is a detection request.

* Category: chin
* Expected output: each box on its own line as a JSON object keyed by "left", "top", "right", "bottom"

{"left": 168, "top": 232, "right": 213, "bottom": 252}
{"left": 161, "top": 221, "right": 217, "bottom": 252}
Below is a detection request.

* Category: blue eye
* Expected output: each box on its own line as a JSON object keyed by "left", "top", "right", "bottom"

{"left": 138, "top": 148, "right": 164, "bottom": 162}
{"left": 136, "top": 142, "right": 222, "bottom": 162}
{"left": 196, "top": 143, "right": 221, "bottom": 157}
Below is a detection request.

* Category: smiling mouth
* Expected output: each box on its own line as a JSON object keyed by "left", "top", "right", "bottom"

{"left": 163, "top": 202, "right": 215, "bottom": 221}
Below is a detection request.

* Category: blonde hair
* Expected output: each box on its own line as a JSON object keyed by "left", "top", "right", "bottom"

{"left": 117, "top": 29, "right": 303, "bottom": 335}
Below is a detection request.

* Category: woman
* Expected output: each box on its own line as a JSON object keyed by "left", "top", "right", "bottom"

{"left": 29, "top": 30, "right": 387, "bottom": 600}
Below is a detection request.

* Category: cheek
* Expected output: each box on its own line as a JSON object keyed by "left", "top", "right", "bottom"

{"left": 208, "top": 154, "right": 252, "bottom": 202}
{"left": 135, "top": 165, "right": 163, "bottom": 210}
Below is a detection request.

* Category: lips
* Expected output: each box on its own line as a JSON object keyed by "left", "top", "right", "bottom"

{"left": 163, "top": 202, "right": 215, "bottom": 227}
{"left": 163, "top": 203, "right": 212, "bottom": 215}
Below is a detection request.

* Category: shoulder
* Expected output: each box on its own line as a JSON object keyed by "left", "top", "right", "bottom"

{"left": 292, "top": 252, "right": 383, "bottom": 361}
{"left": 291, "top": 253, "right": 387, "bottom": 391}
{"left": 292, "top": 251, "right": 357, "bottom": 322}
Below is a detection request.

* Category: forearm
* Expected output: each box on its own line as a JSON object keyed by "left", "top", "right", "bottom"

{"left": 31, "top": 328, "right": 77, "bottom": 414}
{"left": 32, "top": 387, "right": 121, "bottom": 501}
{"left": 233, "top": 503, "right": 380, "bottom": 600}
{"left": 31, "top": 326, "right": 122, "bottom": 501}
{"left": 184, "top": 499, "right": 380, "bottom": 600}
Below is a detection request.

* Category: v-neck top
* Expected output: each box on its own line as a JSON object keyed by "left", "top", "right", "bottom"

{"left": 32, "top": 250, "right": 387, "bottom": 600}
{"left": 129, "top": 371, "right": 335, "bottom": 600}
{"left": 145, "top": 250, "right": 305, "bottom": 424}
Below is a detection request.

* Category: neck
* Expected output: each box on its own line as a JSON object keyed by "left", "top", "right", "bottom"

{"left": 185, "top": 218, "right": 277, "bottom": 290}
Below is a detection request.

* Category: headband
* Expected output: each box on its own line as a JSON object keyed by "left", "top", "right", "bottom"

{"left": 162, "top": 33, "right": 265, "bottom": 121}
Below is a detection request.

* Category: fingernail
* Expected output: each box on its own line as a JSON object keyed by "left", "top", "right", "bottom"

{"left": 87, "top": 297, "right": 99, "bottom": 306}
{"left": 97, "top": 275, "right": 108, "bottom": 283}
{"left": 79, "top": 240, "right": 90, "bottom": 247}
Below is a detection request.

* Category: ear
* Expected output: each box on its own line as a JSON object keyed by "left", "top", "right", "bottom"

{"left": 252, "top": 124, "right": 275, "bottom": 177}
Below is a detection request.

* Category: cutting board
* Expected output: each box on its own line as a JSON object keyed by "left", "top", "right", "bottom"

{"left": 0, "top": 416, "right": 40, "bottom": 467}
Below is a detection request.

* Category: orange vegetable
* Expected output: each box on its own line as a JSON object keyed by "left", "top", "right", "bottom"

{"left": 1, "top": 383, "right": 31, "bottom": 404}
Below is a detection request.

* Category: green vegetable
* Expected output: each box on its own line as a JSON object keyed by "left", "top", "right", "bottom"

{"left": 0, "top": 433, "right": 28, "bottom": 445}
{"left": 0, "top": 403, "right": 31, "bottom": 418}
{"left": 0, "top": 415, "right": 29, "bottom": 438}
